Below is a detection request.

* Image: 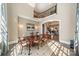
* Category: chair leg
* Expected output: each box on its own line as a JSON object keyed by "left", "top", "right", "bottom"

{"left": 21, "top": 47, "right": 23, "bottom": 54}
{"left": 28, "top": 44, "right": 31, "bottom": 55}
{"left": 37, "top": 43, "right": 39, "bottom": 49}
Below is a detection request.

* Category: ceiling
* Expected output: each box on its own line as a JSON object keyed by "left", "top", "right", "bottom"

{"left": 34, "top": 3, "right": 56, "bottom": 13}
{"left": 28, "top": 3, "right": 56, "bottom": 13}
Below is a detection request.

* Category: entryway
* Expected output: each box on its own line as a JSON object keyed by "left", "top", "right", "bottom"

{"left": 42, "top": 21, "right": 59, "bottom": 41}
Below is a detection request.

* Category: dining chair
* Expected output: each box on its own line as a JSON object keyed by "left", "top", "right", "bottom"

{"left": 18, "top": 37, "right": 28, "bottom": 54}
{"left": 41, "top": 32, "right": 49, "bottom": 44}
{"left": 33, "top": 36, "right": 39, "bottom": 49}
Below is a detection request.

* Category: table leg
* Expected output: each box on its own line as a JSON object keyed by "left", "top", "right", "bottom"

{"left": 28, "top": 44, "right": 31, "bottom": 55}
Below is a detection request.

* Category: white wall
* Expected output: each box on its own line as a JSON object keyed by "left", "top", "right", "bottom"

{"left": 39, "top": 3, "right": 77, "bottom": 44}
{"left": 7, "top": 3, "right": 34, "bottom": 44}
{"left": 7, "top": 3, "right": 77, "bottom": 45}
{"left": 18, "top": 17, "right": 38, "bottom": 37}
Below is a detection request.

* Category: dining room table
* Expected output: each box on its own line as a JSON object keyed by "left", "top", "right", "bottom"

{"left": 21, "top": 33, "right": 51, "bottom": 55}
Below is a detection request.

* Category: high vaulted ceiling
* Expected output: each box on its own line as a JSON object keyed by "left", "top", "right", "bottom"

{"left": 34, "top": 3, "right": 56, "bottom": 13}
{"left": 27, "top": 3, "right": 57, "bottom": 18}
{"left": 28, "top": 3, "right": 56, "bottom": 13}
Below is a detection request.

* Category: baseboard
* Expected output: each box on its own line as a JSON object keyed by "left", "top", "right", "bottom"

{"left": 8, "top": 40, "right": 18, "bottom": 45}
{"left": 59, "top": 40, "right": 70, "bottom": 45}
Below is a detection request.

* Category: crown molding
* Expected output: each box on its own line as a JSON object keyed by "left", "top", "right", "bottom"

{"left": 18, "top": 15, "right": 40, "bottom": 22}
{"left": 34, "top": 4, "right": 57, "bottom": 18}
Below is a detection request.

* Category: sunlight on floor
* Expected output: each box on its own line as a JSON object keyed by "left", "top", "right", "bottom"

{"left": 47, "top": 40, "right": 70, "bottom": 56}
{"left": 9, "top": 40, "right": 72, "bottom": 56}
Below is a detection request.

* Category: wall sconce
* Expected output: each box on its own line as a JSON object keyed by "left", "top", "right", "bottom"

{"left": 19, "top": 24, "right": 23, "bottom": 29}
{"left": 35, "top": 25, "right": 38, "bottom": 30}
{"left": 35, "top": 22, "right": 40, "bottom": 30}
{"left": 35, "top": 25, "right": 40, "bottom": 30}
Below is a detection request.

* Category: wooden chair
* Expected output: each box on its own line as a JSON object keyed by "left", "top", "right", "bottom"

{"left": 28, "top": 36, "right": 34, "bottom": 47}
{"left": 39, "top": 34, "right": 46, "bottom": 46}
{"left": 18, "top": 37, "right": 28, "bottom": 54}
{"left": 33, "top": 36, "right": 40, "bottom": 49}
{"left": 42, "top": 32, "right": 49, "bottom": 44}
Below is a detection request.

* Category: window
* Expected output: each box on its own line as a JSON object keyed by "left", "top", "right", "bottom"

{"left": 0, "top": 3, "right": 8, "bottom": 55}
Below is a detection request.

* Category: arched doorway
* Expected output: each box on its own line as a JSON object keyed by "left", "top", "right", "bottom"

{"left": 42, "top": 21, "right": 59, "bottom": 41}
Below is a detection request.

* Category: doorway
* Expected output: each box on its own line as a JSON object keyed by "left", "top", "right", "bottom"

{"left": 43, "top": 21, "right": 59, "bottom": 41}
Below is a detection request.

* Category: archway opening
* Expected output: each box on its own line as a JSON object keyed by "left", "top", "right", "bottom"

{"left": 43, "top": 21, "right": 59, "bottom": 41}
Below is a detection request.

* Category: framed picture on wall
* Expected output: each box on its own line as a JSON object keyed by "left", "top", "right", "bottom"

{"left": 27, "top": 23, "right": 35, "bottom": 31}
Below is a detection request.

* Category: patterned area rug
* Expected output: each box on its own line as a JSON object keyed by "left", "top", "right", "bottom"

{"left": 8, "top": 40, "right": 74, "bottom": 56}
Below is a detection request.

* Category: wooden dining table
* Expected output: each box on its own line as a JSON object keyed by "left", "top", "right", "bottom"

{"left": 18, "top": 33, "right": 51, "bottom": 55}
{"left": 23, "top": 35, "right": 40, "bottom": 55}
